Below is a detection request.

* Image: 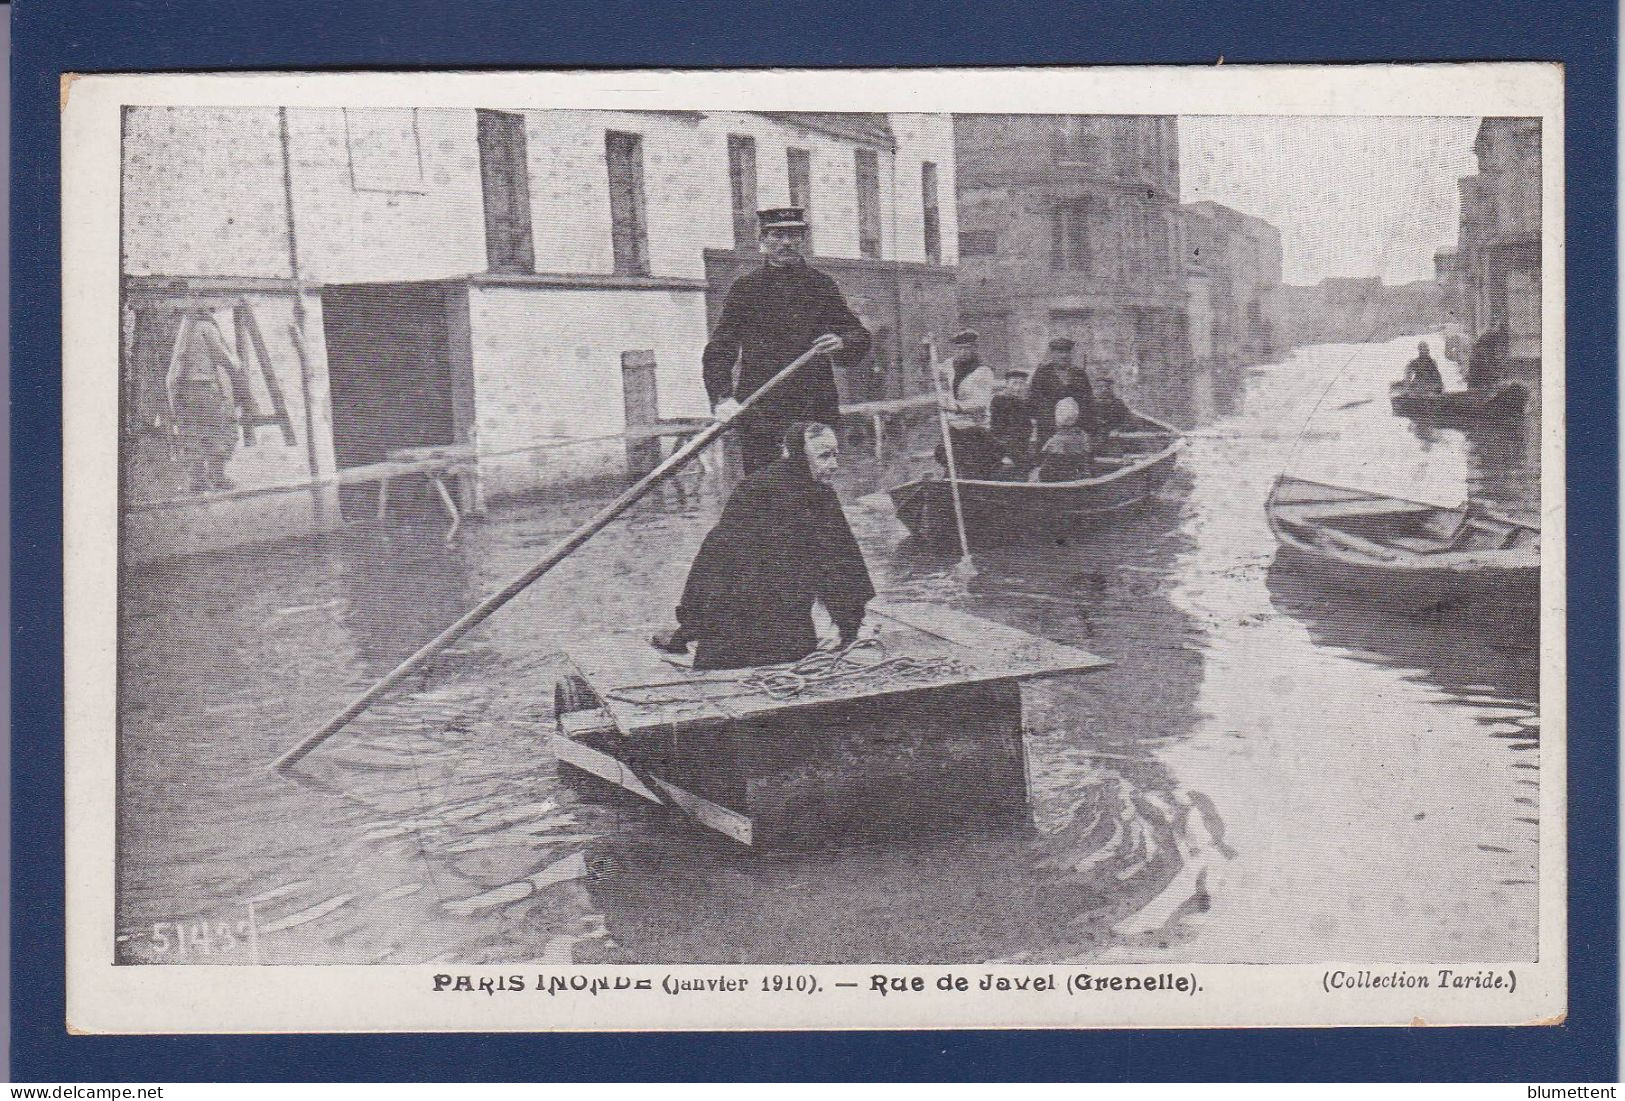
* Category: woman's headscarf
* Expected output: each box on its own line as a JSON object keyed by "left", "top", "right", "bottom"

{"left": 780, "top": 420, "right": 831, "bottom": 476}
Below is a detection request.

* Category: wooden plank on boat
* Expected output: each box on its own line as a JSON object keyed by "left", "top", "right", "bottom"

{"left": 550, "top": 734, "right": 754, "bottom": 844}
{"left": 563, "top": 603, "right": 1110, "bottom": 738}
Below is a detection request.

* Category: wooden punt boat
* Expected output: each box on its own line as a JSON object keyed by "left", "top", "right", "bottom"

{"left": 1265, "top": 474, "right": 1539, "bottom": 611}
{"left": 1389, "top": 380, "right": 1528, "bottom": 423}
{"left": 551, "top": 602, "right": 1110, "bottom": 846}
{"left": 886, "top": 411, "right": 1183, "bottom": 547}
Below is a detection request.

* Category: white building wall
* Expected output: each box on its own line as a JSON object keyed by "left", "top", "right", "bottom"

{"left": 888, "top": 112, "right": 960, "bottom": 266}
{"left": 122, "top": 107, "right": 293, "bottom": 278}
{"left": 285, "top": 107, "right": 488, "bottom": 284}
{"left": 467, "top": 285, "right": 712, "bottom": 498}
{"left": 123, "top": 106, "right": 488, "bottom": 283}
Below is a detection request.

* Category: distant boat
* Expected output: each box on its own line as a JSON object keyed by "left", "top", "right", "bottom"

{"left": 886, "top": 410, "right": 1183, "bottom": 547}
{"left": 1265, "top": 474, "right": 1539, "bottom": 612}
{"left": 1389, "top": 380, "right": 1528, "bottom": 424}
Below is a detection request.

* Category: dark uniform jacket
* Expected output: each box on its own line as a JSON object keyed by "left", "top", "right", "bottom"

{"left": 1028, "top": 361, "right": 1095, "bottom": 445}
{"left": 701, "top": 261, "right": 872, "bottom": 429}
{"left": 675, "top": 457, "right": 875, "bottom": 671}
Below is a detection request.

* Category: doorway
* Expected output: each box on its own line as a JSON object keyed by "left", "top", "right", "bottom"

{"left": 320, "top": 282, "right": 460, "bottom": 518}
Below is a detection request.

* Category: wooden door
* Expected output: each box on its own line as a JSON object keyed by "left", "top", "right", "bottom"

{"left": 621, "top": 351, "right": 661, "bottom": 478}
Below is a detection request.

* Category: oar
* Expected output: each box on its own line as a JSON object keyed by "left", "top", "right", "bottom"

{"left": 273, "top": 342, "right": 828, "bottom": 774}
{"left": 923, "top": 338, "right": 977, "bottom": 581}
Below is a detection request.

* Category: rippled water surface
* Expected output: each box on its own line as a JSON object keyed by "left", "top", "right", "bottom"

{"left": 118, "top": 335, "right": 1541, "bottom": 966}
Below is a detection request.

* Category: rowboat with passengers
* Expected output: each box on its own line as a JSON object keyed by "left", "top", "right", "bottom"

{"left": 886, "top": 410, "right": 1184, "bottom": 547}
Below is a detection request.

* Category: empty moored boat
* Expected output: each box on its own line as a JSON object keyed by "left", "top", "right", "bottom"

{"left": 1265, "top": 474, "right": 1539, "bottom": 611}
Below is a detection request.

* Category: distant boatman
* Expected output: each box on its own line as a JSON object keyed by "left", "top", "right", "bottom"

{"left": 653, "top": 422, "right": 875, "bottom": 671}
{"left": 1402, "top": 340, "right": 1444, "bottom": 394}
{"left": 702, "top": 207, "right": 873, "bottom": 474}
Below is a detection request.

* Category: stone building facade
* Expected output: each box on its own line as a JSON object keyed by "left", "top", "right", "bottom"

{"left": 120, "top": 107, "right": 959, "bottom": 560}
{"left": 1444, "top": 117, "right": 1542, "bottom": 373}
{"left": 953, "top": 115, "right": 1189, "bottom": 394}
{"left": 1179, "top": 200, "right": 1284, "bottom": 374}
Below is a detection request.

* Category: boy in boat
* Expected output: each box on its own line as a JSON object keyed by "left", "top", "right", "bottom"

{"left": 652, "top": 421, "right": 875, "bottom": 671}
{"left": 1034, "top": 397, "right": 1093, "bottom": 483}
{"left": 702, "top": 207, "right": 873, "bottom": 474}
{"left": 988, "top": 368, "right": 1036, "bottom": 475}
{"left": 934, "top": 329, "right": 1005, "bottom": 480}
{"left": 1402, "top": 340, "right": 1444, "bottom": 394}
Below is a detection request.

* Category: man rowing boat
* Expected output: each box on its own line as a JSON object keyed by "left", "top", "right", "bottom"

{"left": 653, "top": 422, "right": 875, "bottom": 671}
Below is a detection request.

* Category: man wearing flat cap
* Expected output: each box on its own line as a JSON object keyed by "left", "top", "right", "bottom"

{"left": 702, "top": 207, "right": 873, "bottom": 473}
{"left": 1027, "top": 335, "right": 1096, "bottom": 449}
{"left": 934, "top": 328, "right": 1004, "bottom": 479}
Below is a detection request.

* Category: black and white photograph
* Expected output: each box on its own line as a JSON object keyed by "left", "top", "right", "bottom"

{"left": 62, "top": 65, "right": 1563, "bottom": 1032}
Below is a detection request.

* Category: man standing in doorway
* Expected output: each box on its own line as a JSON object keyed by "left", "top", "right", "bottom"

{"left": 702, "top": 207, "right": 873, "bottom": 473}
{"left": 166, "top": 307, "right": 249, "bottom": 493}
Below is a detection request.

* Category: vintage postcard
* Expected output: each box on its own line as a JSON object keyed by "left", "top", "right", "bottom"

{"left": 62, "top": 63, "right": 1564, "bottom": 1033}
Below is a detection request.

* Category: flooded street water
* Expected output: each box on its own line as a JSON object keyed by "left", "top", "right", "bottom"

{"left": 117, "top": 333, "right": 1541, "bottom": 967}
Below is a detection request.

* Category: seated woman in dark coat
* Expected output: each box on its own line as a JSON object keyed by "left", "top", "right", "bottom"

{"left": 654, "top": 421, "right": 875, "bottom": 671}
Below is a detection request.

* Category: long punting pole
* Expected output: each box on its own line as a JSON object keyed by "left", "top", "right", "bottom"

{"left": 923, "top": 339, "right": 977, "bottom": 578}
{"left": 273, "top": 343, "right": 827, "bottom": 773}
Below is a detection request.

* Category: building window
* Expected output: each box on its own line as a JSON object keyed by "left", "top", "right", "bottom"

{"left": 727, "top": 135, "right": 759, "bottom": 251}
{"left": 344, "top": 107, "right": 425, "bottom": 192}
{"left": 921, "top": 161, "right": 941, "bottom": 264}
{"left": 475, "top": 110, "right": 535, "bottom": 274}
{"left": 854, "top": 148, "right": 882, "bottom": 260}
{"left": 787, "top": 147, "right": 813, "bottom": 215}
{"left": 605, "top": 130, "right": 650, "bottom": 276}
{"left": 1051, "top": 201, "right": 1091, "bottom": 271}
{"left": 960, "top": 230, "right": 997, "bottom": 257}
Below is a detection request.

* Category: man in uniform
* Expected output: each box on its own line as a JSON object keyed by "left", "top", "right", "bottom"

{"left": 653, "top": 421, "right": 875, "bottom": 671}
{"left": 1027, "top": 336, "right": 1095, "bottom": 448}
{"left": 702, "top": 208, "right": 873, "bottom": 474}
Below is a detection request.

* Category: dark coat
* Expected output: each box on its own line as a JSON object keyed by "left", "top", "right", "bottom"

{"left": 989, "top": 392, "right": 1034, "bottom": 460}
{"left": 1028, "top": 361, "right": 1095, "bottom": 444}
{"left": 1404, "top": 352, "right": 1444, "bottom": 393}
{"left": 702, "top": 261, "right": 872, "bottom": 429}
{"left": 675, "top": 458, "right": 875, "bottom": 671}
